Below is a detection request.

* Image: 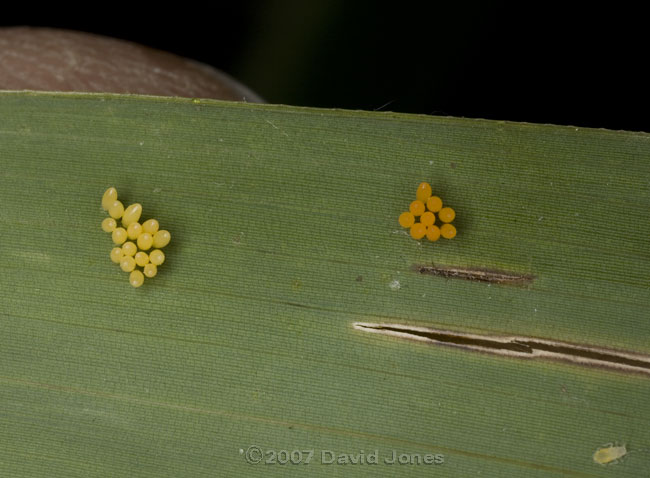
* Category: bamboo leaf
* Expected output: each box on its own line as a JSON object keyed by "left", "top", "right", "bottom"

{"left": 1, "top": 91, "right": 649, "bottom": 476}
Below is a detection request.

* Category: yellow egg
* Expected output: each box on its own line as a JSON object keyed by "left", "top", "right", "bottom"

{"left": 426, "top": 196, "right": 443, "bottom": 212}
{"left": 101, "top": 217, "right": 117, "bottom": 233}
{"left": 101, "top": 187, "right": 118, "bottom": 210}
{"left": 135, "top": 251, "right": 150, "bottom": 267}
{"left": 127, "top": 222, "right": 143, "bottom": 240}
{"left": 410, "top": 223, "right": 426, "bottom": 240}
{"left": 137, "top": 232, "right": 154, "bottom": 251}
{"left": 438, "top": 207, "right": 456, "bottom": 223}
{"left": 108, "top": 200, "right": 124, "bottom": 220}
{"left": 398, "top": 212, "right": 415, "bottom": 228}
{"left": 122, "top": 241, "right": 137, "bottom": 256}
{"left": 142, "top": 219, "right": 159, "bottom": 234}
{"left": 420, "top": 211, "right": 435, "bottom": 227}
{"left": 426, "top": 225, "right": 441, "bottom": 241}
{"left": 111, "top": 227, "right": 127, "bottom": 245}
{"left": 416, "top": 182, "right": 432, "bottom": 202}
{"left": 129, "top": 270, "right": 145, "bottom": 288}
{"left": 143, "top": 263, "right": 158, "bottom": 278}
{"left": 152, "top": 230, "right": 171, "bottom": 248}
{"left": 440, "top": 224, "right": 457, "bottom": 239}
{"left": 149, "top": 249, "right": 165, "bottom": 266}
{"left": 409, "top": 200, "right": 425, "bottom": 217}
{"left": 120, "top": 256, "right": 136, "bottom": 272}
{"left": 110, "top": 247, "right": 123, "bottom": 263}
{"left": 121, "top": 203, "right": 142, "bottom": 227}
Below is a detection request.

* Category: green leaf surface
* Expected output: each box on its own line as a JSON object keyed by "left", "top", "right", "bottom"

{"left": 1, "top": 91, "right": 649, "bottom": 477}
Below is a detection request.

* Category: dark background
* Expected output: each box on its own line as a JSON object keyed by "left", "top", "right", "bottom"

{"left": 3, "top": 1, "right": 648, "bottom": 131}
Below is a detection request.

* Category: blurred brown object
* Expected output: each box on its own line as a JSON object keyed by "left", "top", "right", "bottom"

{"left": 0, "top": 27, "right": 263, "bottom": 102}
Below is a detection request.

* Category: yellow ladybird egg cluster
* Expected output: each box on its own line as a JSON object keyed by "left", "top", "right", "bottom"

{"left": 101, "top": 187, "right": 171, "bottom": 288}
{"left": 398, "top": 182, "right": 457, "bottom": 241}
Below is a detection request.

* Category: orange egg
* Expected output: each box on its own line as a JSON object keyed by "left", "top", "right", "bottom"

{"left": 398, "top": 211, "right": 415, "bottom": 228}
{"left": 410, "top": 223, "right": 427, "bottom": 240}
{"left": 409, "top": 200, "right": 425, "bottom": 217}
{"left": 416, "top": 182, "right": 432, "bottom": 202}
{"left": 420, "top": 211, "right": 435, "bottom": 227}
{"left": 426, "top": 225, "right": 441, "bottom": 241}
{"left": 438, "top": 207, "right": 456, "bottom": 223}
{"left": 440, "top": 224, "right": 457, "bottom": 239}
{"left": 426, "top": 196, "right": 443, "bottom": 212}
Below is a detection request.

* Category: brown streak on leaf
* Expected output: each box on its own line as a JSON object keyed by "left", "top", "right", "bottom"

{"left": 414, "top": 264, "right": 535, "bottom": 286}
{"left": 354, "top": 322, "right": 650, "bottom": 376}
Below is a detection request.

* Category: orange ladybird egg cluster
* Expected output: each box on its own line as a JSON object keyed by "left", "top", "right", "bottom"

{"left": 398, "top": 182, "right": 456, "bottom": 241}
{"left": 101, "top": 187, "right": 171, "bottom": 287}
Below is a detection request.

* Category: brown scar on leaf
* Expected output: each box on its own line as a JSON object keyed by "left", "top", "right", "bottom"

{"left": 413, "top": 264, "right": 535, "bottom": 286}
{"left": 353, "top": 322, "right": 650, "bottom": 376}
